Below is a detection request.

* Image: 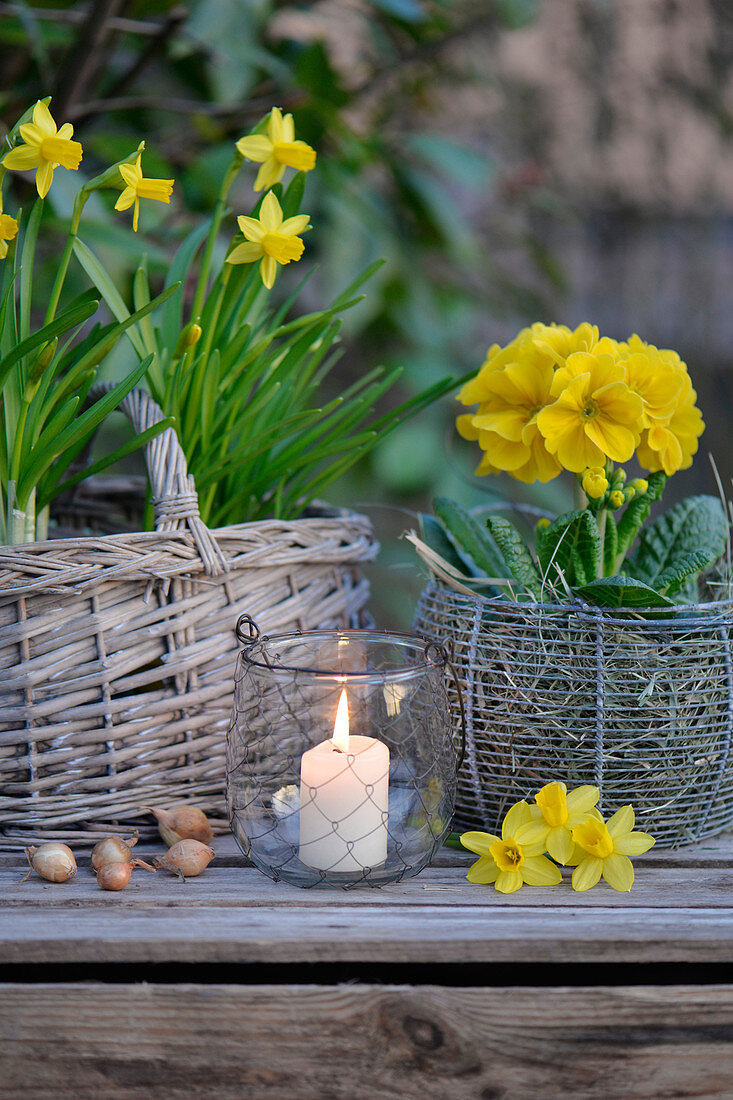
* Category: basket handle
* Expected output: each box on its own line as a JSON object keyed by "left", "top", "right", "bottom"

{"left": 89, "top": 383, "right": 228, "bottom": 577}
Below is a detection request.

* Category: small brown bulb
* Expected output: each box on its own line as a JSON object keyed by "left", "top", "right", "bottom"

{"left": 91, "top": 831, "right": 139, "bottom": 871}
{"left": 96, "top": 857, "right": 156, "bottom": 892}
{"left": 97, "top": 861, "right": 132, "bottom": 891}
{"left": 22, "top": 843, "right": 77, "bottom": 883}
{"left": 145, "top": 806, "right": 213, "bottom": 848}
{"left": 154, "top": 840, "right": 215, "bottom": 879}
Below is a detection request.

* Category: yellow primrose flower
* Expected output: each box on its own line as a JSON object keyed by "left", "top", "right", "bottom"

{"left": 2, "top": 99, "right": 82, "bottom": 198}
{"left": 0, "top": 195, "right": 19, "bottom": 259}
{"left": 459, "top": 357, "right": 562, "bottom": 484}
{"left": 636, "top": 370, "right": 705, "bottom": 476}
{"left": 581, "top": 466, "right": 608, "bottom": 499}
{"left": 461, "top": 800, "right": 562, "bottom": 894}
{"left": 619, "top": 341, "right": 682, "bottom": 429}
{"left": 532, "top": 321, "right": 602, "bottom": 367}
{"left": 226, "top": 191, "right": 310, "bottom": 290}
{"left": 570, "top": 805, "right": 655, "bottom": 892}
{"left": 536, "top": 352, "right": 643, "bottom": 472}
{"left": 236, "top": 107, "right": 316, "bottom": 192}
{"left": 114, "top": 154, "right": 174, "bottom": 232}
{"left": 519, "top": 782, "right": 601, "bottom": 864}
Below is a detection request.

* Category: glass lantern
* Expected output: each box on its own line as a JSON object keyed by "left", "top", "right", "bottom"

{"left": 226, "top": 617, "right": 463, "bottom": 888}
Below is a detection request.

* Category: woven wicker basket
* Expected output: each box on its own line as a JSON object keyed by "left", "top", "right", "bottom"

{"left": 414, "top": 581, "right": 733, "bottom": 848}
{"left": 0, "top": 389, "right": 377, "bottom": 848}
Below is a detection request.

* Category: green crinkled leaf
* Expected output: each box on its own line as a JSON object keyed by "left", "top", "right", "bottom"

{"left": 615, "top": 471, "right": 666, "bottom": 559}
{"left": 574, "top": 575, "right": 675, "bottom": 608}
{"left": 626, "top": 495, "right": 728, "bottom": 589}
{"left": 485, "top": 516, "right": 544, "bottom": 600}
{"left": 536, "top": 509, "right": 602, "bottom": 588}
{"left": 655, "top": 550, "right": 712, "bottom": 599}
{"left": 603, "top": 513, "right": 618, "bottom": 576}
{"left": 570, "top": 545, "right": 588, "bottom": 587}
{"left": 433, "top": 497, "right": 504, "bottom": 578}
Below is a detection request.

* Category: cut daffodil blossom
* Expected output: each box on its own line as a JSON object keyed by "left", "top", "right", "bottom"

{"left": 521, "top": 781, "right": 602, "bottom": 864}
{"left": 461, "top": 800, "right": 562, "bottom": 894}
{"left": 570, "top": 805, "right": 655, "bottom": 892}
{"left": 226, "top": 191, "right": 310, "bottom": 289}
{"left": 236, "top": 107, "right": 316, "bottom": 192}
{"left": 2, "top": 99, "right": 82, "bottom": 198}
{"left": 114, "top": 154, "right": 174, "bottom": 232}
{"left": 0, "top": 195, "right": 19, "bottom": 259}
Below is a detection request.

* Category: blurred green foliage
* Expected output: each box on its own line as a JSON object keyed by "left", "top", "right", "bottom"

{"left": 0, "top": 0, "right": 562, "bottom": 515}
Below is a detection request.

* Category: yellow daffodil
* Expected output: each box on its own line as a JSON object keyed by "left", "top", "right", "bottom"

{"left": 536, "top": 352, "right": 643, "bottom": 472}
{"left": 2, "top": 99, "right": 82, "bottom": 198}
{"left": 236, "top": 107, "right": 316, "bottom": 192}
{"left": 461, "top": 800, "right": 562, "bottom": 894}
{"left": 570, "top": 806, "right": 655, "bottom": 892}
{"left": 519, "top": 782, "right": 602, "bottom": 864}
{"left": 0, "top": 195, "right": 19, "bottom": 259}
{"left": 582, "top": 466, "right": 608, "bottom": 499}
{"left": 114, "top": 154, "right": 174, "bottom": 232}
{"left": 226, "top": 191, "right": 310, "bottom": 289}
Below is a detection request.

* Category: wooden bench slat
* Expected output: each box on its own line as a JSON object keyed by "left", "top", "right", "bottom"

{"left": 3, "top": 982, "right": 733, "bottom": 1099}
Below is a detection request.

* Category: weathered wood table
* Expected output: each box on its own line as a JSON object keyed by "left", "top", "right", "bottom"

{"left": 2, "top": 832, "right": 733, "bottom": 1098}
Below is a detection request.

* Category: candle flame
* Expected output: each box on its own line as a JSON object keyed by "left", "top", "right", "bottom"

{"left": 332, "top": 688, "right": 350, "bottom": 753}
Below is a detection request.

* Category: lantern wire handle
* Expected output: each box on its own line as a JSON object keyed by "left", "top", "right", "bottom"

{"left": 424, "top": 639, "right": 467, "bottom": 770}
{"left": 236, "top": 614, "right": 261, "bottom": 647}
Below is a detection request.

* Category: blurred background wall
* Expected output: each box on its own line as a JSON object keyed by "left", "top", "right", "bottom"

{"left": 2, "top": 0, "right": 731, "bottom": 624}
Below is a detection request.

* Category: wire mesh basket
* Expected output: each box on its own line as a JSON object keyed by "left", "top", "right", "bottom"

{"left": 414, "top": 581, "right": 733, "bottom": 848}
{"left": 226, "top": 618, "right": 463, "bottom": 887}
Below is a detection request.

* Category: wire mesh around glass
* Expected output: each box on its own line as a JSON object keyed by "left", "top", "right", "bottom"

{"left": 226, "top": 617, "right": 462, "bottom": 888}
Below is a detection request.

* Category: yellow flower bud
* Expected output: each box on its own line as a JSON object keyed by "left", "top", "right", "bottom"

{"left": 631, "top": 478, "right": 648, "bottom": 495}
{"left": 173, "top": 321, "right": 202, "bottom": 359}
{"left": 609, "top": 489, "right": 625, "bottom": 509}
{"left": 581, "top": 467, "right": 608, "bottom": 500}
{"left": 536, "top": 517, "right": 550, "bottom": 531}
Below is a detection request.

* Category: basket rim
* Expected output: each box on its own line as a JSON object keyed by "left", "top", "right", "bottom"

{"left": 420, "top": 579, "right": 733, "bottom": 625}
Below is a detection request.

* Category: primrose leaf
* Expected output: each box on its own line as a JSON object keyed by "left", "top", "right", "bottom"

{"left": 433, "top": 497, "right": 505, "bottom": 579}
{"left": 626, "top": 495, "right": 728, "bottom": 589}
{"left": 485, "top": 516, "right": 544, "bottom": 600}
{"left": 615, "top": 470, "right": 666, "bottom": 561}
{"left": 574, "top": 575, "right": 675, "bottom": 608}
{"left": 537, "top": 509, "right": 602, "bottom": 588}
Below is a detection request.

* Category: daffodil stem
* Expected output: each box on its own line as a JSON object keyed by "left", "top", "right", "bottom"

{"left": 198, "top": 264, "right": 230, "bottom": 368}
{"left": 44, "top": 192, "right": 86, "bottom": 325}
{"left": 190, "top": 155, "right": 242, "bottom": 324}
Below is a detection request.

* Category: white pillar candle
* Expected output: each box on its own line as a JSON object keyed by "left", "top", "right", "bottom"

{"left": 299, "top": 688, "right": 389, "bottom": 872}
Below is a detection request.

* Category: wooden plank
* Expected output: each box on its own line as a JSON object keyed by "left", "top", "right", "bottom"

{"left": 2, "top": 900, "right": 733, "bottom": 965}
{"left": 1, "top": 862, "right": 733, "bottom": 910}
{"left": 3, "top": 982, "right": 733, "bottom": 1099}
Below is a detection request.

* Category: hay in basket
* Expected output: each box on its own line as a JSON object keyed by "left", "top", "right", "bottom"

{"left": 0, "top": 388, "right": 376, "bottom": 848}
{"left": 414, "top": 581, "right": 733, "bottom": 848}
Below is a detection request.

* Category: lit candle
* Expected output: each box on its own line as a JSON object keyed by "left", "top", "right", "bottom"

{"left": 299, "top": 688, "right": 389, "bottom": 872}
